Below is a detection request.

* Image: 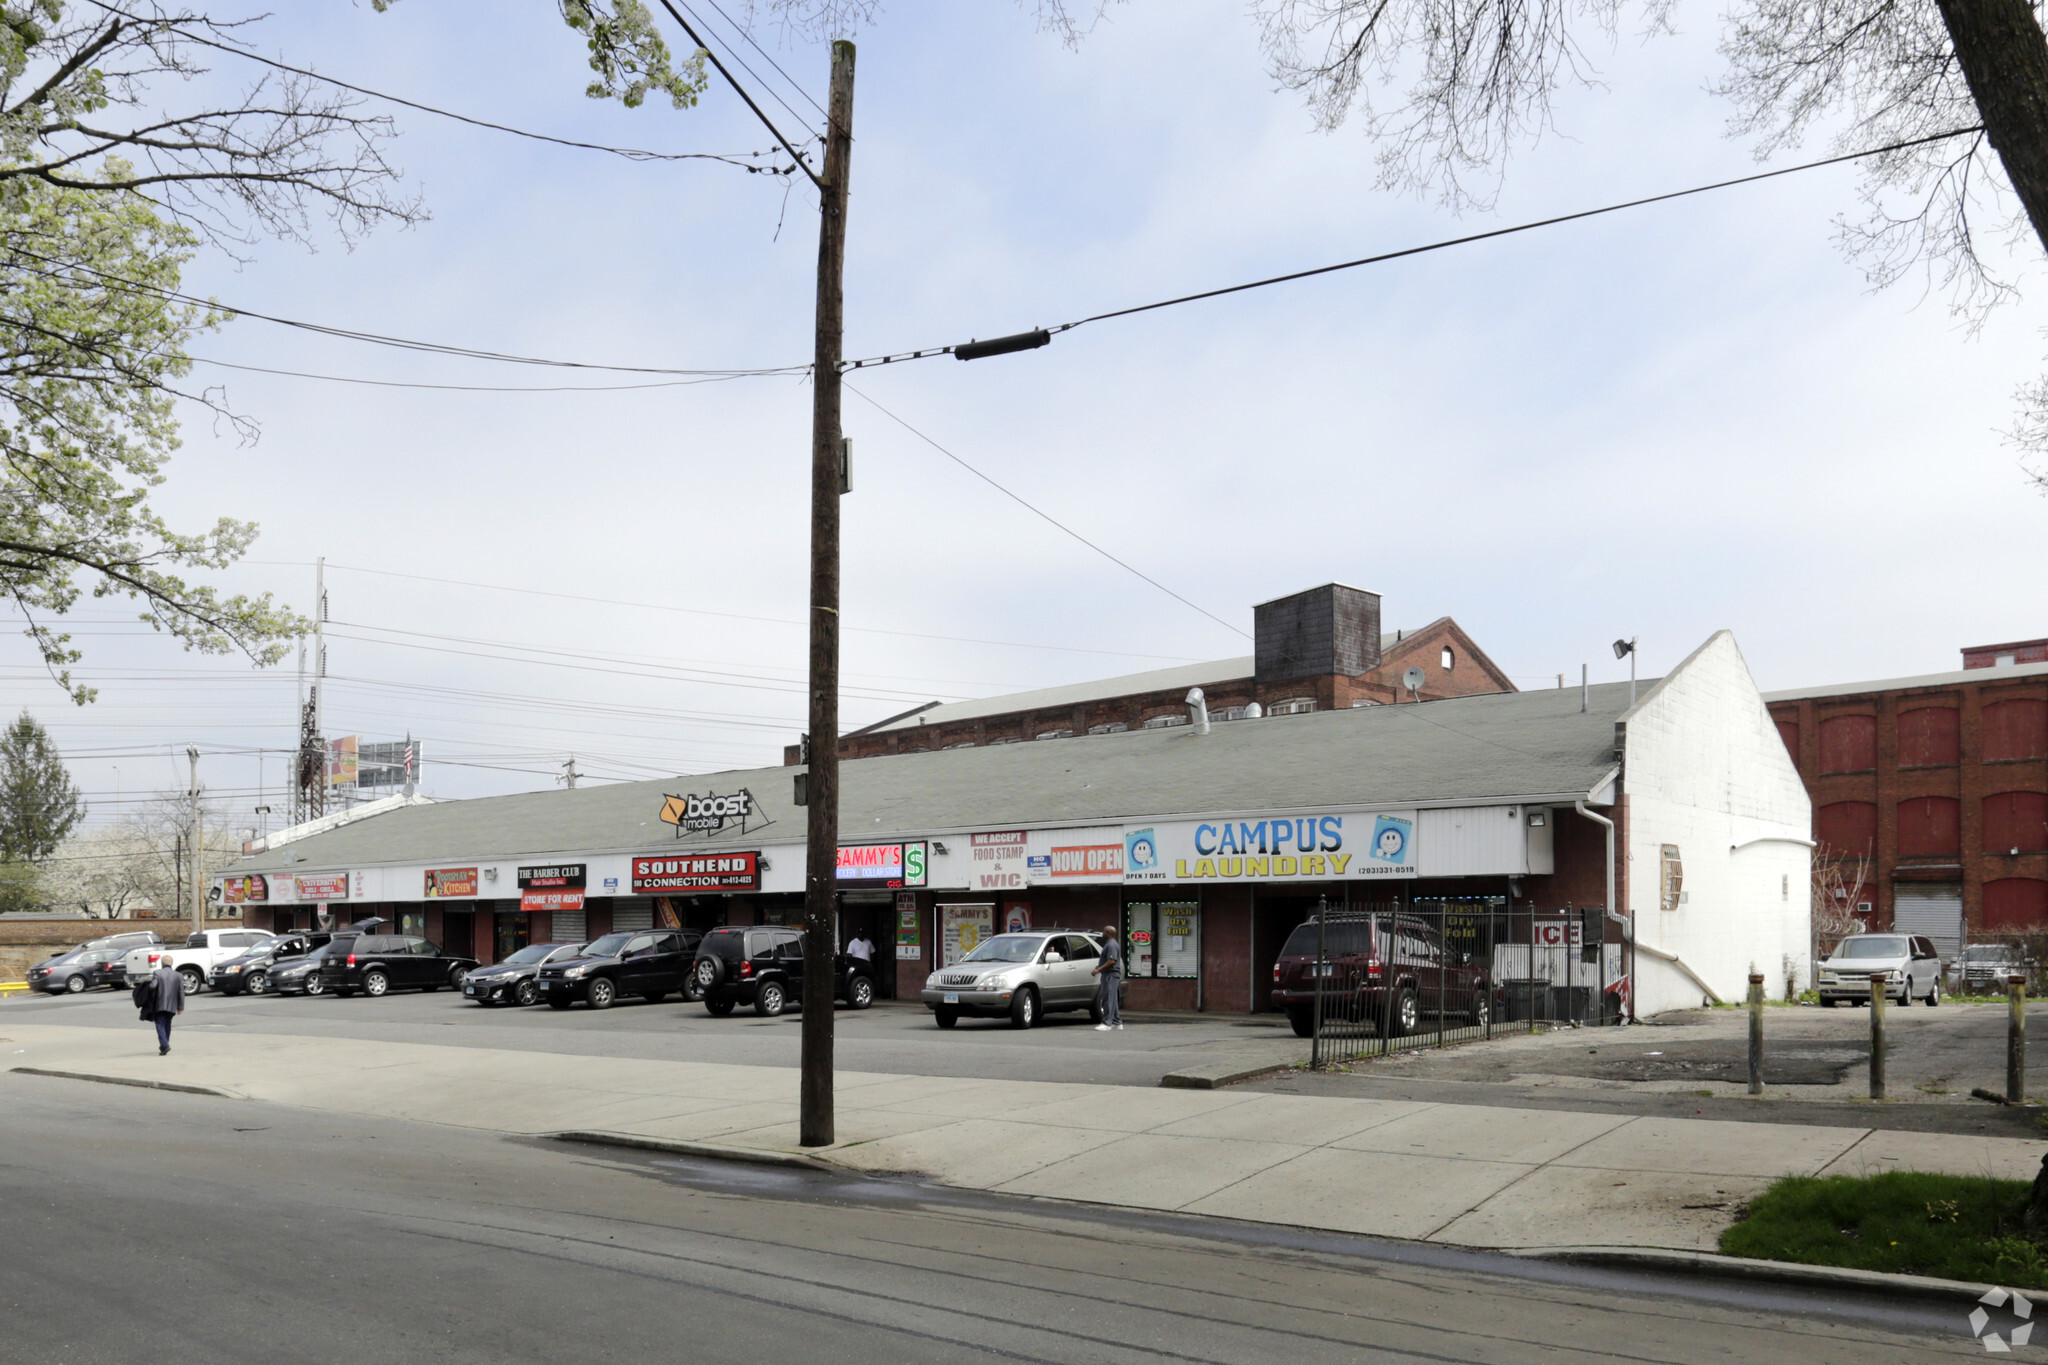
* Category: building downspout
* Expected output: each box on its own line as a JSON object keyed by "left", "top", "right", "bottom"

{"left": 1632, "top": 940, "right": 1726, "bottom": 1006}
{"left": 1575, "top": 797, "right": 1629, "bottom": 1022}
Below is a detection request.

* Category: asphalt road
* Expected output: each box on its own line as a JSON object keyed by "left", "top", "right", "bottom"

{"left": 0, "top": 1073, "right": 2002, "bottom": 1362}
{"left": 0, "top": 984, "right": 1296, "bottom": 1087}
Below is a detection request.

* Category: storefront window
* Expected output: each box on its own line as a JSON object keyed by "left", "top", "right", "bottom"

{"left": 1123, "top": 900, "right": 1199, "bottom": 978}
{"left": 494, "top": 912, "right": 528, "bottom": 962}
{"left": 399, "top": 910, "right": 425, "bottom": 938}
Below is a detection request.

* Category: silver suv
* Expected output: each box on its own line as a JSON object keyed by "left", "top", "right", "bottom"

{"left": 921, "top": 929, "right": 1108, "bottom": 1030}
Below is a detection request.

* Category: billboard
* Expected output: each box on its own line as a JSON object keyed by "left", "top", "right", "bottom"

{"left": 325, "top": 735, "right": 358, "bottom": 787}
{"left": 220, "top": 874, "right": 268, "bottom": 904}
{"left": 358, "top": 740, "right": 419, "bottom": 790}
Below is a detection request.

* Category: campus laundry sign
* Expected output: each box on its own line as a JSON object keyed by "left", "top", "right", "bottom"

{"left": 1124, "top": 812, "right": 1418, "bottom": 883}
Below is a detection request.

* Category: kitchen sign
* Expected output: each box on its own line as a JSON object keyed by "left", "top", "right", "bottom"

{"left": 424, "top": 868, "right": 479, "bottom": 898}
{"left": 632, "top": 852, "right": 760, "bottom": 892}
{"left": 517, "top": 863, "right": 585, "bottom": 889}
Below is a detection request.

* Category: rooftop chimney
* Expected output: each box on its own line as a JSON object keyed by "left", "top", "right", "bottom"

{"left": 1254, "top": 584, "right": 1382, "bottom": 685}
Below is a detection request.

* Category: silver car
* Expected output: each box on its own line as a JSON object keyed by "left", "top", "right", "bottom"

{"left": 1952, "top": 943, "right": 2031, "bottom": 994}
{"left": 921, "top": 930, "right": 1108, "bottom": 1030}
{"left": 1817, "top": 933, "right": 1942, "bottom": 1006}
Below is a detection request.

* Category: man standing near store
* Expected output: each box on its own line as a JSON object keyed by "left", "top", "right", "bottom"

{"left": 145, "top": 955, "right": 186, "bottom": 1055}
{"left": 1093, "top": 925, "right": 1122, "bottom": 1032}
{"left": 847, "top": 929, "right": 873, "bottom": 966}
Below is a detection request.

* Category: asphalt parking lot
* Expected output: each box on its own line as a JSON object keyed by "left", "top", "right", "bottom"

{"left": 0, "top": 983, "right": 1302, "bottom": 1087}
{"left": 1254, "top": 1000, "right": 2048, "bottom": 1138}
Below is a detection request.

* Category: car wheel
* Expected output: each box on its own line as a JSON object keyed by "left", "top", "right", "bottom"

{"left": 644, "top": 991, "right": 668, "bottom": 1005}
{"left": 695, "top": 958, "right": 723, "bottom": 992}
{"left": 1388, "top": 988, "right": 1419, "bottom": 1037}
{"left": 1927, "top": 979, "right": 1941, "bottom": 1007}
{"left": 680, "top": 971, "right": 703, "bottom": 1003}
{"left": 587, "top": 978, "right": 617, "bottom": 1010}
{"left": 65, "top": 974, "right": 86, "bottom": 994}
{"left": 515, "top": 980, "right": 539, "bottom": 1007}
{"left": 754, "top": 981, "right": 785, "bottom": 1017}
{"left": 1288, "top": 1009, "right": 1314, "bottom": 1038}
{"left": 846, "top": 975, "right": 874, "bottom": 1010}
{"left": 705, "top": 996, "right": 736, "bottom": 1016}
{"left": 1088, "top": 995, "right": 1105, "bottom": 1025}
{"left": 934, "top": 1008, "right": 958, "bottom": 1029}
{"left": 306, "top": 976, "right": 326, "bottom": 997}
{"left": 363, "top": 969, "right": 389, "bottom": 998}
{"left": 247, "top": 971, "right": 269, "bottom": 996}
{"left": 179, "top": 966, "right": 205, "bottom": 995}
{"left": 449, "top": 967, "right": 471, "bottom": 990}
{"left": 1009, "top": 986, "right": 1039, "bottom": 1030}
{"left": 547, "top": 998, "right": 572, "bottom": 1010}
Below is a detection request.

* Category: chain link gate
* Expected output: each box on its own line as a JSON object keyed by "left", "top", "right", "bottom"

{"left": 1304, "top": 898, "right": 1623, "bottom": 1069}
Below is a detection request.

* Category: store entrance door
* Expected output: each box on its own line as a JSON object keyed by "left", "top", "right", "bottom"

{"left": 838, "top": 900, "right": 894, "bottom": 999}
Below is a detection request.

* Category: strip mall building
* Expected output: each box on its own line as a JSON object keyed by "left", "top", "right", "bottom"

{"left": 224, "top": 631, "right": 1811, "bottom": 1018}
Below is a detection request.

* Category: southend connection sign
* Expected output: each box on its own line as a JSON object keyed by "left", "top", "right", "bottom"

{"left": 632, "top": 852, "right": 761, "bottom": 892}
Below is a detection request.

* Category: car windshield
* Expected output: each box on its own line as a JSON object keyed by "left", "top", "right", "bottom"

{"left": 960, "top": 935, "right": 1046, "bottom": 964}
{"left": 502, "top": 945, "right": 553, "bottom": 965}
{"left": 1836, "top": 936, "right": 1908, "bottom": 959}
{"left": 579, "top": 934, "right": 631, "bottom": 959}
{"left": 1964, "top": 945, "right": 2016, "bottom": 962}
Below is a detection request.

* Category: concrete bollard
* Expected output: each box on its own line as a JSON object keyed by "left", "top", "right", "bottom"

{"left": 2012, "top": 975, "right": 2028, "bottom": 1106}
{"left": 1747, "top": 972, "right": 1765, "bottom": 1096}
{"left": 1869, "top": 973, "right": 1887, "bottom": 1101}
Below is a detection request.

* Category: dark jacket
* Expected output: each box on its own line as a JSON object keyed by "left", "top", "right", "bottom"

{"left": 149, "top": 965, "right": 186, "bottom": 1015}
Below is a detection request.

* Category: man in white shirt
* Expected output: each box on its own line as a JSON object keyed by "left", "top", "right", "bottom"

{"left": 847, "top": 932, "right": 873, "bottom": 964}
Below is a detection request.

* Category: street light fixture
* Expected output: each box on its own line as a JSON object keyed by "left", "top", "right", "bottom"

{"left": 1613, "top": 637, "right": 1638, "bottom": 707}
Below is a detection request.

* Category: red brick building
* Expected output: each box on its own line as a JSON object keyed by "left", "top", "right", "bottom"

{"left": 1764, "top": 648, "right": 2048, "bottom": 954}
{"left": 800, "top": 583, "right": 1516, "bottom": 764}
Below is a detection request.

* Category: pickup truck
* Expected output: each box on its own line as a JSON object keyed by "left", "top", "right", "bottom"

{"left": 121, "top": 928, "right": 279, "bottom": 994}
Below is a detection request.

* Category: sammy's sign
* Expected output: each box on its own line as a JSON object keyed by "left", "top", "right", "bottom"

{"left": 1125, "top": 812, "right": 1417, "bottom": 883}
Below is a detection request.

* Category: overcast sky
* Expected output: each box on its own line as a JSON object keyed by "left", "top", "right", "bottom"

{"left": 13, "top": 0, "right": 2045, "bottom": 835}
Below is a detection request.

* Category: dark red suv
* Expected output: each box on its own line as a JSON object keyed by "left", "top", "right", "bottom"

{"left": 1269, "top": 914, "right": 1492, "bottom": 1038}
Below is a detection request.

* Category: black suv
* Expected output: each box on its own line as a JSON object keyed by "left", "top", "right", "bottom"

{"left": 318, "top": 934, "right": 477, "bottom": 998}
{"left": 535, "top": 929, "right": 702, "bottom": 1010}
{"left": 692, "top": 926, "right": 876, "bottom": 1018}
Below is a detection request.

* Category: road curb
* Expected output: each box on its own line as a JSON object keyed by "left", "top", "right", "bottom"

{"left": 1523, "top": 1245, "right": 2000, "bottom": 1302}
{"left": 1159, "top": 1059, "right": 1299, "bottom": 1090}
{"left": 10, "top": 1066, "right": 239, "bottom": 1099}
{"left": 547, "top": 1130, "right": 838, "bottom": 1172}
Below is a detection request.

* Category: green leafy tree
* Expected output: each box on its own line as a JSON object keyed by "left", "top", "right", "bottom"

{"left": 0, "top": 3, "right": 423, "bottom": 699}
{"left": 0, "top": 710, "right": 81, "bottom": 912}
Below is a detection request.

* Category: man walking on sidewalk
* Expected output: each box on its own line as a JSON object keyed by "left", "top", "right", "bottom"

{"left": 139, "top": 958, "right": 186, "bottom": 1055}
{"left": 1093, "top": 926, "right": 1122, "bottom": 1032}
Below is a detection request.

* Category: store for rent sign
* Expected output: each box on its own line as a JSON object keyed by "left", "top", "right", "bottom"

{"left": 632, "top": 852, "right": 760, "bottom": 892}
{"left": 1126, "top": 812, "right": 1419, "bottom": 883}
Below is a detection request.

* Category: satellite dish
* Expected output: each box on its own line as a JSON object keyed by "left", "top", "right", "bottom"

{"left": 1402, "top": 666, "right": 1426, "bottom": 693}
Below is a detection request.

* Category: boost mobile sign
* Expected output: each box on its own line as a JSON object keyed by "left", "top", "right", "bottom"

{"left": 1124, "top": 812, "right": 1417, "bottom": 883}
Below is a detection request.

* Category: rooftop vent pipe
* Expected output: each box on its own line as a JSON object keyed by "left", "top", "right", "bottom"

{"left": 1244, "top": 701, "right": 1263, "bottom": 719}
{"left": 1186, "top": 687, "right": 1211, "bottom": 735}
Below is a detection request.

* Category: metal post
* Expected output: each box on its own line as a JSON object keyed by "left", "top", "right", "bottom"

{"left": 1746, "top": 972, "right": 1765, "bottom": 1095}
{"left": 2011, "top": 974, "right": 2028, "bottom": 1105}
{"left": 1311, "top": 897, "right": 1326, "bottom": 1069}
{"left": 799, "top": 40, "right": 856, "bottom": 1150}
{"left": 1869, "top": 973, "right": 1887, "bottom": 1100}
{"left": 187, "top": 746, "right": 204, "bottom": 934}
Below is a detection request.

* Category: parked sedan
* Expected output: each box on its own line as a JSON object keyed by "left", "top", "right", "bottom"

{"left": 27, "top": 946, "right": 126, "bottom": 995}
{"left": 272, "top": 943, "right": 342, "bottom": 996}
{"left": 320, "top": 933, "right": 476, "bottom": 998}
{"left": 463, "top": 942, "right": 584, "bottom": 1007}
{"left": 211, "top": 935, "right": 330, "bottom": 997}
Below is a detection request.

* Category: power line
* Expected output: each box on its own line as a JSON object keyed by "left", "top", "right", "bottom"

{"left": 188, "top": 357, "right": 778, "bottom": 394}
{"left": 91, "top": 1, "right": 796, "bottom": 171}
{"left": 3, "top": 246, "right": 804, "bottom": 379}
{"left": 845, "top": 383, "right": 1250, "bottom": 642}
{"left": 672, "top": 0, "right": 821, "bottom": 138}
{"left": 652, "top": 0, "right": 823, "bottom": 190}
{"left": 698, "top": 0, "right": 827, "bottom": 116}
{"left": 839, "top": 126, "right": 1988, "bottom": 371}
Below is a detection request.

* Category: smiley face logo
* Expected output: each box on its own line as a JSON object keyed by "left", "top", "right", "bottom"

{"left": 1369, "top": 815, "right": 1412, "bottom": 864}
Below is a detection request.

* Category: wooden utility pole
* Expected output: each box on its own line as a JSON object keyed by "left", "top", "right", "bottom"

{"left": 800, "top": 40, "right": 856, "bottom": 1150}
{"left": 187, "top": 746, "right": 204, "bottom": 934}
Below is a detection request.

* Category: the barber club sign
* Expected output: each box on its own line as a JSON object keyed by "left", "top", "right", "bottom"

{"left": 660, "top": 789, "right": 757, "bottom": 838}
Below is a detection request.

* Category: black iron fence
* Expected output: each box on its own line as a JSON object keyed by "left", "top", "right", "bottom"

{"left": 1297, "top": 901, "right": 1626, "bottom": 1069}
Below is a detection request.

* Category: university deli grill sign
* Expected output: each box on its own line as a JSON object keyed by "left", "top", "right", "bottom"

{"left": 519, "top": 863, "right": 586, "bottom": 912}
{"left": 632, "top": 852, "right": 760, "bottom": 892}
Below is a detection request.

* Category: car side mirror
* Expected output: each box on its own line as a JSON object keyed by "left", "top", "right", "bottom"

{"left": 1045, "top": 953, "right": 1064, "bottom": 963}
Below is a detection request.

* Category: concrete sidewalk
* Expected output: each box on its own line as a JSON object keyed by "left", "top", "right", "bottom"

{"left": 5, "top": 1021, "right": 2042, "bottom": 1253}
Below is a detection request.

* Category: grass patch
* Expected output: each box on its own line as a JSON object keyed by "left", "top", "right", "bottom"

{"left": 1720, "top": 1171, "right": 2047, "bottom": 1287}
